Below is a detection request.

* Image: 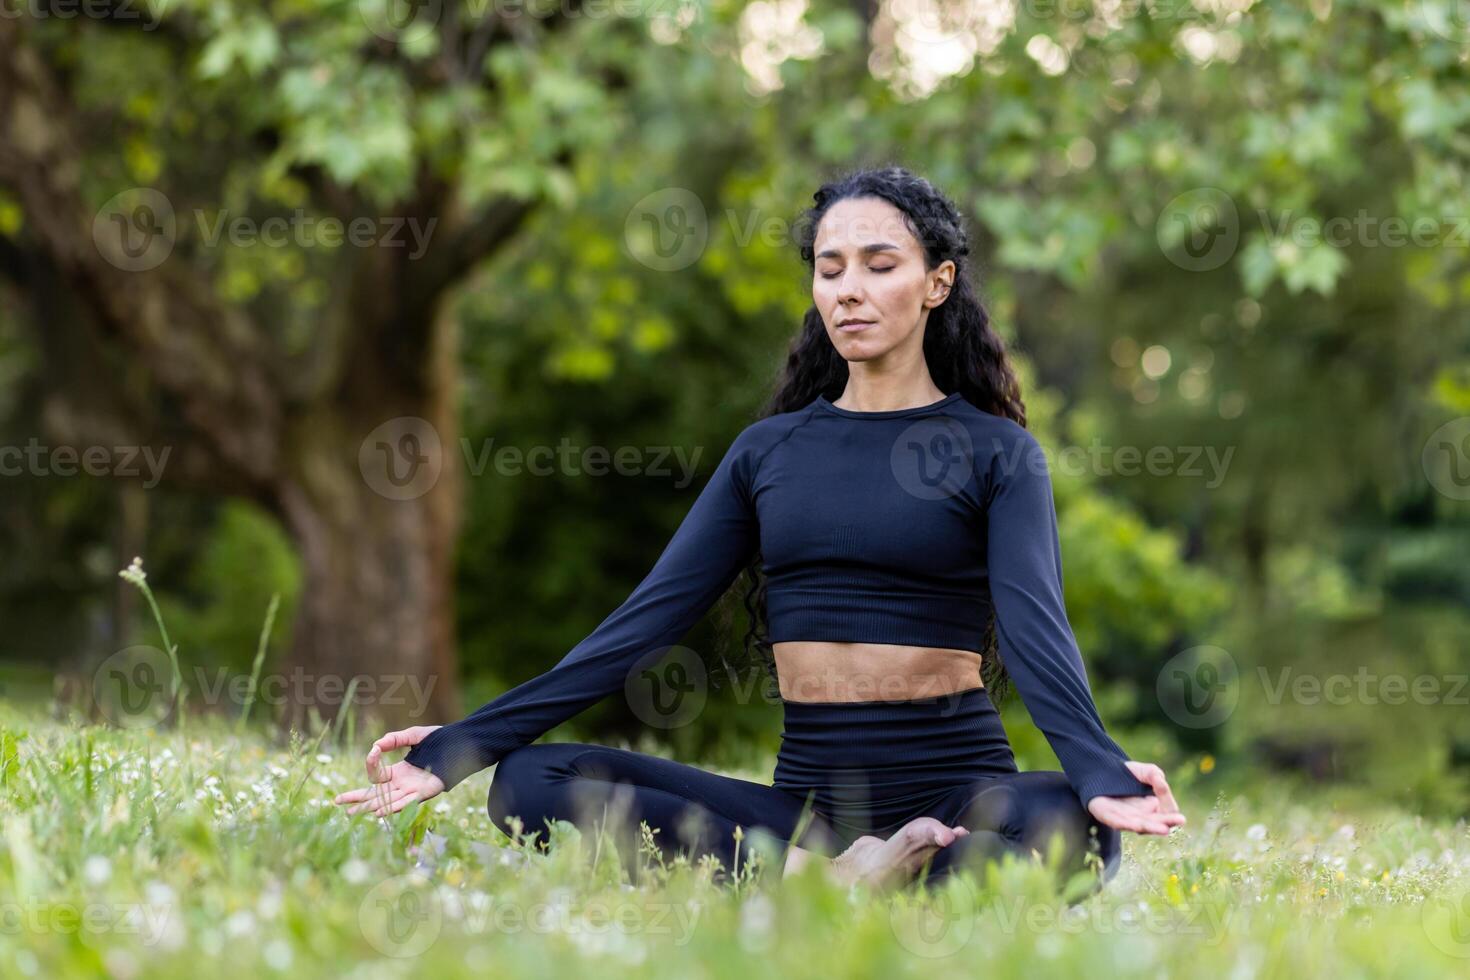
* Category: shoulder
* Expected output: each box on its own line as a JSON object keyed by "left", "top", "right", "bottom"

{"left": 946, "top": 397, "right": 1043, "bottom": 455}
{"left": 945, "top": 399, "right": 1049, "bottom": 491}
{"left": 728, "top": 404, "right": 817, "bottom": 458}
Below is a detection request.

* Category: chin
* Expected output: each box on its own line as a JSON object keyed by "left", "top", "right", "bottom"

{"left": 830, "top": 336, "right": 895, "bottom": 361}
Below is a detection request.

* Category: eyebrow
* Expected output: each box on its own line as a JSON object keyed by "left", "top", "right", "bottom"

{"left": 815, "top": 242, "right": 901, "bottom": 260}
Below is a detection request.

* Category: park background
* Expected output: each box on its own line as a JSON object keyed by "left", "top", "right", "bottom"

{"left": 1, "top": 0, "right": 1470, "bottom": 977}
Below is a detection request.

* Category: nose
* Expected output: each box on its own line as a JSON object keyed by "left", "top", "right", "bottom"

{"left": 836, "top": 268, "right": 864, "bottom": 305}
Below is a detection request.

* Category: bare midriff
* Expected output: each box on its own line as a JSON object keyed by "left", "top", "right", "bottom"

{"left": 771, "top": 641, "right": 984, "bottom": 702}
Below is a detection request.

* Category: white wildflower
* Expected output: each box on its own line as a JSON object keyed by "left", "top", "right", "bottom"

{"left": 118, "top": 556, "right": 147, "bottom": 586}
{"left": 225, "top": 910, "right": 255, "bottom": 937}
{"left": 83, "top": 855, "right": 112, "bottom": 886}
{"left": 263, "top": 939, "right": 292, "bottom": 971}
{"left": 342, "top": 859, "right": 372, "bottom": 884}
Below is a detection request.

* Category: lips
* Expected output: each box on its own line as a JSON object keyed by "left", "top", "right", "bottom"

{"left": 837, "top": 320, "right": 876, "bottom": 332}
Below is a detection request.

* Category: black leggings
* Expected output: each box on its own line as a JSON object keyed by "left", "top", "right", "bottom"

{"left": 484, "top": 687, "right": 1120, "bottom": 887}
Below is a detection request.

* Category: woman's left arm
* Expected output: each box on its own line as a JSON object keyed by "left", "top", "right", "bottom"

{"left": 983, "top": 424, "right": 1185, "bottom": 836}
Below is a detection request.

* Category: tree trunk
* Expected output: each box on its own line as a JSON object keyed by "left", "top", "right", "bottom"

{"left": 271, "top": 296, "right": 466, "bottom": 733}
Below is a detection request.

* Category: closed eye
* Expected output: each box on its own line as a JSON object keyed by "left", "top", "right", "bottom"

{"left": 819, "top": 267, "right": 895, "bottom": 279}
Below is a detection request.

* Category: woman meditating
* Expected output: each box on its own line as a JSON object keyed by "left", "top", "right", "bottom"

{"left": 334, "top": 165, "right": 1185, "bottom": 891}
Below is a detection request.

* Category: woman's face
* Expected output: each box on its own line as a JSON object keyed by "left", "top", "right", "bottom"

{"left": 811, "top": 195, "right": 954, "bottom": 364}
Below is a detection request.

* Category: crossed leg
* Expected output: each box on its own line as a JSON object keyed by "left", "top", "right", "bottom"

{"left": 918, "top": 771, "right": 1121, "bottom": 887}
{"left": 485, "top": 742, "right": 845, "bottom": 881}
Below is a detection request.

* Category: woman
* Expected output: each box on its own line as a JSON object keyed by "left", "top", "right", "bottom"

{"left": 334, "top": 166, "right": 1185, "bottom": 891}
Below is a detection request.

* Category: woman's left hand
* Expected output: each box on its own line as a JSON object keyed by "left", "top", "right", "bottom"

{"left": 1086, "top": 761, "right": 1186, "bottom": 836}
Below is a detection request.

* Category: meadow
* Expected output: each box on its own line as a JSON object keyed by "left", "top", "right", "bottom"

{"left": 2, "top": 704, "right": 1467, "bottom": 980}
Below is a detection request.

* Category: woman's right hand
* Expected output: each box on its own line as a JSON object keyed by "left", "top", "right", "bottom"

{"left": 332, "top": 725, "right": 446, "bottom": 817}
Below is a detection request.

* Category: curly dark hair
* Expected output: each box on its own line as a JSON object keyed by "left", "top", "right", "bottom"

{"left": 710, "top": 165, "right": 1029, "bottom": 704}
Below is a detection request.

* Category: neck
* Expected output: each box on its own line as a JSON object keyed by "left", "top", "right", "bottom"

{"left": 834, "top": 370, "right": 946, "bottom": 414}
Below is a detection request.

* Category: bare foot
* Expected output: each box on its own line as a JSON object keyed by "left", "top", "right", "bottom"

{"left": 828, "top": 817, "right": 970, "bottom": 891}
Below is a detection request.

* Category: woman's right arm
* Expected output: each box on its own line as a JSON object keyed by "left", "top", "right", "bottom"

{"left": 400, "top": 424, "right": 766, "bottom": 791}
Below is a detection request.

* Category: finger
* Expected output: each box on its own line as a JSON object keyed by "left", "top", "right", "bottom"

{"left": 1153, "top": 778, "right": 1180, "bottom": 815}
{"left": 350, "top": 784, "right": 409, "bottom": 816}
{"left": 334, "top": 786, "right": 375, "bottom": 806}
{"left": 365, "top": 748, "right": 389, "bottom": 783}
{"left": 1093, "top": 804, "right": 1145, "bottom": 835}
{"left": 373, "top": 728, "right": 428, "bottom": 754}
{"left": 372, "top": 790, "right": 421, "bottom": 818}
{"left": 1138, "top": 764, "right": 1180, "bottom": 814}
{"left": 369, "top": 754, "right": 406, "bottom": 785}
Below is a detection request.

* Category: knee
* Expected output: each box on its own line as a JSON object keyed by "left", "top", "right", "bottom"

{"left": 486, "top": 744, "right": 554, "bottom": 832}
{"left": 1010, "top": 773, "right": 1119, "bottom": 878}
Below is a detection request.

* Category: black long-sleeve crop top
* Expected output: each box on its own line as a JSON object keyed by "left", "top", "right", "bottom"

{"left": 404, "top": 391, "right": 1154, "bottom": 805}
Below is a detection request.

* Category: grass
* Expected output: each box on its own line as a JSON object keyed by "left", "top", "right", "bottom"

{"left": 0, "top": 701, "right": 1468, "bottom": 980}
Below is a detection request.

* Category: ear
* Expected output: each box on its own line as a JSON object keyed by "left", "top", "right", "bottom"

{"left": 925, "top": 260, "right": 956, "bottom": 307}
